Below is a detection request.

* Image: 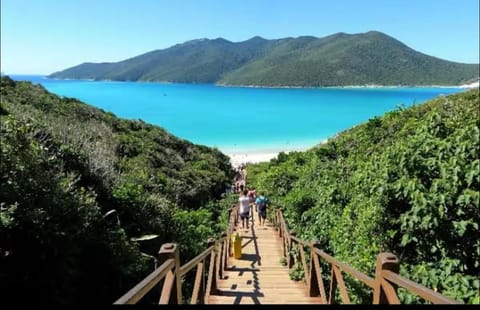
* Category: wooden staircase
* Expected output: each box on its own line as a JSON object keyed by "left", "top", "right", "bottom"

{"left": 114, "top": 204, "right": 462, "bottom": 305}
{"left": 208, "top": 208, "right": 323, "bottom": 304}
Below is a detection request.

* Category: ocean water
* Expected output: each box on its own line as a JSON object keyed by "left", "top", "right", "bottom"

{"left": 10, "top": 75, "right": 462, "bottom": 153}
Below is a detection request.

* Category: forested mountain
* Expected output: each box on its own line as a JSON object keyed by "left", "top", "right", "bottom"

{"left": 247, "top": 88, "right": 480, "bottom": 303}
{"left": 50, "top": 36, "right": 271, "bottom": 83}
{"left": 49, "top": 31, "right": 479, "bottom": 86}
{"left": 0, "top": 76, "right": 235, "bottom": 303}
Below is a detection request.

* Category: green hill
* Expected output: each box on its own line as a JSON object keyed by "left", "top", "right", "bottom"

{"left": 0, "top": 76, "right": 235, "bottom": 303}
{"left": 49, "top": 31, "right": 479, "bottom": 86}
{"left": 247, "top": 88, "right": 480, "bottom": 303}
{"left": 221, "top": 31, "right": 479, "bottom": 86}
{"left": 50, "top": 36, "right": 271, "bottom": 83}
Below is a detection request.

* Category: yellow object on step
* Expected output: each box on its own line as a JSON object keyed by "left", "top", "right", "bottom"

{"left": 232, "top": 233, "right": 242, "bottom": 259}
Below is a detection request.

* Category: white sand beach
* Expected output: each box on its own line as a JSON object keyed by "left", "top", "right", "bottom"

{"left": 221, "top": 142, "right": 325, "bottom": 167}
{"left": 459, "top": 80, "right": 480, "bottom": 89}
{"left": 225, "top": 151, "right": 280, "bottom": 167}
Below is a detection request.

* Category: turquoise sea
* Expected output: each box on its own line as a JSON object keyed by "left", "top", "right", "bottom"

{"left": 11, "top": 75, "right": 463, "bottom": 153}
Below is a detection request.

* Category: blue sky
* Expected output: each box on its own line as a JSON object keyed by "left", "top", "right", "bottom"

{"left": 1, "top": 0, "right": 479, "bottom": 74}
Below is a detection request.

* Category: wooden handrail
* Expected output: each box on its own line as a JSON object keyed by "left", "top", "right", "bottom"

{"left": 271, "top": 207, "right": 464, "bottom": 305}
{"left": 179, "top": 245, "right": 215, "bottom": 277}
{"left": 382, "top": 270, "right": 462, "bottom": 304}
{"left": 114, "top": 204, "right": 239, "bottom": 304}
{"left": 312, "top": 248, "right": 375, "bottom": 288}
{"left": 113, "top": 258, "right": 175, "bottom": 304}
{"left": 289, "top": 235, "right": 304, "bottom": 244}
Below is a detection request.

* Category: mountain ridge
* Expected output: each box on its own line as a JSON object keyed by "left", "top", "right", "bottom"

{"left": 49, "top": 31, "right": 479, "bottom": 86}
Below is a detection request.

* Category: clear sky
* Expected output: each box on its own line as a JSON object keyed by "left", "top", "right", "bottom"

{"left": 1, "top": 0, "right": 479, "bottom": 74}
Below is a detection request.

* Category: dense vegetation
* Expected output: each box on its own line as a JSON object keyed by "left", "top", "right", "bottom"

{"left": 0, "top": 76, "right": 235, "bottom": 304}
{"left": 49, "top": 36, "right": 271, "bottom": 83}
{"left": 247, "top": 89, "right": 480, "bottom": 303}
{"left": 49, "top": 31, "right": 479, "bottom": 87}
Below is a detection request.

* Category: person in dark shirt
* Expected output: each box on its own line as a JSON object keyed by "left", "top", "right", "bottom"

{"left": 255, "top": 193, "right": 269, "bottom": 226}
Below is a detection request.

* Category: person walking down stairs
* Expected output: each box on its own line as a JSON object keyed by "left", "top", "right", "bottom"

{"left": 255, "top": 192, "right": 270, "bottom": 226}
{"left": 238, "top": 189, "right": 251, "bottom": 231}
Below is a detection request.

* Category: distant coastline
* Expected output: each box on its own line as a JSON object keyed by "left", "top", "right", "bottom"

{"left": 216, "top": 80, "right": 480, "bottom": 90}
{"left": 26, "top": 75, "right": 480, "bottom": 90}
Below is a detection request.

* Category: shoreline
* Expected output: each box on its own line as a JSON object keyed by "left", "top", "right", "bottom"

{"left": 216, "top": 81, "right": 480, "bottom": 89}
{"left": 220, "top": 142, "right": 326, "bottom": 167}
{"left": 12, "top": 75, "right": 479, "bottom": 90}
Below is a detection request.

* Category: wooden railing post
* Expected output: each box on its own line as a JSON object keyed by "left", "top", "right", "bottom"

{"left": 272, "top": 208, "right": 278, "bottom": 230}
{"left": 328, "top": 265, "right": 337, "bottom": 304}
{"left": 158, "top": 243, "right": 182, "bottom": 304}
{"left": 278, "top": 209, "right": 283, "bottom": 238}
{"left": 308, "top": 241, "right": 320, "bottom": 297}
{"left": 373, "top": 252, "right": 399, "bottom": 304}
{"left": 288, "top": 230, "right": 296, "bottom": 269}
{"left": 207, "top": 238, "right": 218, "bottom": 294}
{"left": 278, "top": 209, "right": 287, "bottom": 258}
{"left": 224, "top": 234, "right": 230, "bottom": 267}
{"left": 231, "top": 205, "right": 238, "bottom": 227}
{"left": 227, "top": 207, "right": 232, "bottom": 228}
{"left": 219, "top": 232, "right": 227, "bottom": 280}
{"left": 227, "top": 206, "right": 236, "bottom": 259}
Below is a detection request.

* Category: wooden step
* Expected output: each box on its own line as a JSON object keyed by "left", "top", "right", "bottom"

{"left": 208, "top": 295, "right": 324, "bottom": 304}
